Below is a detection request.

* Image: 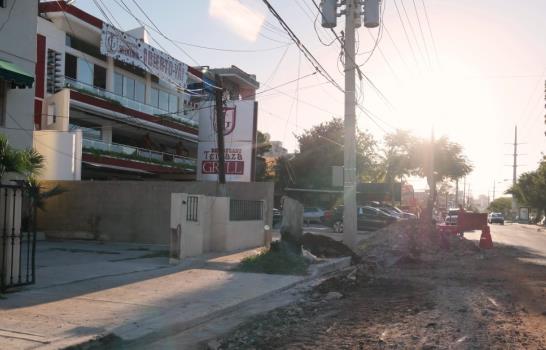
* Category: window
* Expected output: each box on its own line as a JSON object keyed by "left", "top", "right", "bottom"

{"left": 65, "top": 53, "right": 77, "bottom": 80}
{"left": 66, "top": 34, "right": 105, "bottom": 61}
{"left": 150, "top": 88, "right": 159, "bottom": 108}
{"left": 134, "top": 80, "right": 145, "bottom": 103}
{"left": 158, "top": 90, "right": 169, "bottom": 111}
{"left": 0, "top": 81, "right": 5, "bottom": 126}
{"left": 77, "top": 57, "right": 93, "bottom": 86}
{"left": 93, "top": 64, "right": 106, "bottom": 89}
{"left": 114, "top": 73, "right": 123, "bottom": 96}
{"left": 168, "top": 93, "right": 178, "bottom": 113}
{"left": 123, "top": 76, "right": 135, "bottom": 99}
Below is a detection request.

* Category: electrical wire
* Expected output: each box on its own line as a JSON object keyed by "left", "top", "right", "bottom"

{"left": 420, "top": 0, "right": 440, "bottom": 68}
{"left": 0, "top": 0, "right": 17, "bottom": 33}
{"left": 399, "top": 0, "right": 427, "bottom": 67}
{"left": 411, "top": 0, "right": 432, "bottom": 68}
{"left": 393, "top": 0, "right": 419, "bottom": 67}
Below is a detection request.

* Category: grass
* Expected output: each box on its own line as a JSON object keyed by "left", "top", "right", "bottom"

{"left": 237, "top": 248, "right": 309, "bottom": 275}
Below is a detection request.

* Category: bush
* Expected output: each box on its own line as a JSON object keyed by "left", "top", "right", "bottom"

{"left": 237, "top": 247, "right": 309, "bottom": 275}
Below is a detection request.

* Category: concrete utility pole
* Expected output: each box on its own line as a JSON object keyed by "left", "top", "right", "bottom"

{"left": 320, "top": 0, "right": 379, "bottom": 248}
{"left": 511, "top": 125, "right": 518, "bottom": 215}
{"left": 342, "top": 0, "right": 358, "bottom": 249}
{"left": 214, "top": 74, "right": 226, "bottom": 184}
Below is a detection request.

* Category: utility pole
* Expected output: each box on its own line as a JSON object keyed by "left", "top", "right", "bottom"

{"left": 320, "top": 0, "right": 379, "bottom": 248}
{"left": 462, "top": 177, "right": 466, "bottom": 208}
{"left": 492, "top": 181, "right": 496, "bottom": 201}
{"left": 214, "top": 74, "right": 226, "bottom": 185}
{"left": 455, "top": 179, "right": 459, "bottom": 206}
{"left": 342, "top": 0, "right": 358, "bottom": 249}
{"left": 511, "top": 125, "right": 518, "bottom": 215}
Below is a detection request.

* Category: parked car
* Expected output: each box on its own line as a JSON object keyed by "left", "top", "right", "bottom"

{"left": 379, "top": 204, "right": 417, "bottom": 220}
{"left": 445, "top": 215, "right": 458, "bottom": 226}
{"left": 488, "top": 212, "right": 505, "bottom": 225}
{"left": 272, "top": 208, "right": 282, "bottom": 227}
{"left": 327, "top": 205, "right": 398, "bottom": 233}
{"left": 303, "top": 207, "right": 324, "bottom": 224}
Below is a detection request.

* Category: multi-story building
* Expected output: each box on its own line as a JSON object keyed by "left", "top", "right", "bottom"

{"left": 34, "top": 2, "right": 259, "bottom": 181}
{"left": 0, "top": 0, "right": 37, "bottom": 150}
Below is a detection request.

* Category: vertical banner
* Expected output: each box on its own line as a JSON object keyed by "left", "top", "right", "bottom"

{"left": 197, "top": 100, "right": 257, "bottom": 182}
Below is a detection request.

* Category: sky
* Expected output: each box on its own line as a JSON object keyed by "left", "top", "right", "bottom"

{"left": 74, "top": 0, "right": 546, "bottom": 198}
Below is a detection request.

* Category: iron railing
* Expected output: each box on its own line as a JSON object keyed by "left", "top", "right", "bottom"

{"left": 0, "top": 183, "right": 36, "bottom": 292}
{"left": 229, "top": 199, "right": 264, "bottom": 221}
{"left": 186, "top": 196, "right": 199, "bottom": 222}
{"left": 82, "top": 138, "right": 196, "bottom": 169}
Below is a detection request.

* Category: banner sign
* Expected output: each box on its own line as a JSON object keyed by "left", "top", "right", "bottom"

{"left": 100, "top": 23, "right": 188, "bottom": 88}
{"left": 197, "top": 100, "right": 257, "bottom": 182}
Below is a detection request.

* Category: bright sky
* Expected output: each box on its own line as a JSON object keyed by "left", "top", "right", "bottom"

{"left": 75, "top": 0, "right": 546, "bottom": 197}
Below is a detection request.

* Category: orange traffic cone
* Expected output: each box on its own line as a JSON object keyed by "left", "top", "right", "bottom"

{"left": 479, "top": 225, "right": 493, "bottom": 249}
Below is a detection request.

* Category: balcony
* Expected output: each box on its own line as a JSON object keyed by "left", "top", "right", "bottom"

{"left": 64, "top": 78, "right": 199, "bottom": 128}
{"left": 82, "top": 138, "right": 196, "bottom": 172}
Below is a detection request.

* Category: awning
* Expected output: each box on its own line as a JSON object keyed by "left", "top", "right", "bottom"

{"left": 0, "top": 59, "right": 34, "bottom": 88}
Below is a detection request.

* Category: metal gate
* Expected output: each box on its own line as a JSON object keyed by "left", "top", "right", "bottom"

{"left": 0, "top": 183, "right": 36, "bottom": 292}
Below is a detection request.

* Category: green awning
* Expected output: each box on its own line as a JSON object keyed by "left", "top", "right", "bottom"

{"left": 0, "top": 59, "right": 34, "bottom": 89}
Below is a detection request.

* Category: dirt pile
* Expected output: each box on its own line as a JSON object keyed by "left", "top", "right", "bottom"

{"left": 301, "top": 232, "right": 360, "bottom": 262}
{"left": 356, "top": 219, "right": 480, "bottom": 267}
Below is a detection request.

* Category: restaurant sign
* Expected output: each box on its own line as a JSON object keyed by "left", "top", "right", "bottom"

{"left": 100, "top": 23, "right": 188, "bottom": 88}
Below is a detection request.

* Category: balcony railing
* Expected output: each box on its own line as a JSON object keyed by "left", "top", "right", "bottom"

{"left": 82, "top": 138, "right": 196, "bottom": 170}
{"left": 64, "top": 77, "right": 199, "bottom": 128}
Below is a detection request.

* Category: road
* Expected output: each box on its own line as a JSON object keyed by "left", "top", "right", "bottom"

{"left": 466, "top": 223, "right": 546, "bottom": 261}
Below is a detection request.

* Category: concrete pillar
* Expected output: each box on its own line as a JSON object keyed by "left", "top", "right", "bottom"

{"left": 145, "top": 73, "right": 152, "bottom": 105}
{"left": 106, "top": 57, "right": 115, "bottom": 92}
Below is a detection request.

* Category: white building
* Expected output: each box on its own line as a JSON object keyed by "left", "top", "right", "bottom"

{"left": 0, "top": 0, "right": 37, "bottom": 150}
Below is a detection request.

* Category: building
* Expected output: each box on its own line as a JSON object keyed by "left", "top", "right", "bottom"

{"left": 0, "top": 0, "right": 37, "bottom": 150}
{"left": 34, "top": 2, "right": 259, "bottom": 181}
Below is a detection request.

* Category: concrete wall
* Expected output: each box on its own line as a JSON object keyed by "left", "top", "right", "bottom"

{"left": 0, "top": 0, "right": 38, "bottom": 150}
{"left": 33, "top": 130, "right": 82, "bottom": 180}
{"left": 37, "top": 181, "right": 274, "bottom": 244}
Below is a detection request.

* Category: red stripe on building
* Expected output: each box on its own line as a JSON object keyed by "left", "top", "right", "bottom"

{"left": 35, "top": 35, "right": 46, "bottom": 99}
{"left": 39, "top": 2, "right": 103, "bottom": 29}
{"left": 34, "top": 99, "right": 43, "bottom": 129}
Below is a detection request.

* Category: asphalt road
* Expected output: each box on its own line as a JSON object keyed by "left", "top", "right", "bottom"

{"left": 466, "top": 223, "right": 546, "bottom": 260}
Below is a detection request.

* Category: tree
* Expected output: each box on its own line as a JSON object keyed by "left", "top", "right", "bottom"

{"left": 506, "top": 160, "right": 546, "bottom": 222}
{"left": 255, "top": 131, "right": 273, "bottom": 181}
{"left": 377, "top": 130, "right": 415, "bottom": 203}
{"left": 0, "top": 135, "right": 44, "bottom": 179}
{"left": 290, "top": 118, "right": 377, "bottom": 189}
{"left": 488, "top": 197, "right": 512, "bottom": 215}
{"left": 409, "top": 135, "right": 473, "bottom": 219}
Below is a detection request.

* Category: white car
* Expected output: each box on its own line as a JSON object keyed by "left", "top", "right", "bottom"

{"left": 303, "top": 207, "right": 324, "bottom": 224}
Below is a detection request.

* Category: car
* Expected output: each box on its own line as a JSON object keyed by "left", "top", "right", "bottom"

{"left": 303, "top": 207, "right": 324, "bottom": 224}
{"left": 488, "top": 212, "right": 505, "bottom": 225}
{"left": 445, "top": 215, "right": 458, "bottom": 226}
{"left": 379, "top": 204, "right": 417, "bottom": 220}
{"left": 327, "top": 205, "right": 399, "bottom": 233}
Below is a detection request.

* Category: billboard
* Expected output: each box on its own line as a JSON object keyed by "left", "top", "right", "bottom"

{"left": 197, "top": 100, "right": 257, "bottom": 182}
{"left": 100, "top": 23, "right": 188, "bottom": 88}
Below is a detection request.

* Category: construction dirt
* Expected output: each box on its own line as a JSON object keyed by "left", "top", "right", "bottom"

{"left": 215, "top": 222, "right": 546, "bottom": 349}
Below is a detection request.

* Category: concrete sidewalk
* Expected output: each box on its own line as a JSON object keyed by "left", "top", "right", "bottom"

{"left": 0, "top": 240, "right": 349, "bottom": 349}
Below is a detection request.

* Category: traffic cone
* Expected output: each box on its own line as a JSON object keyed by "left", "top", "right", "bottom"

{"left": 479, "top": 225, "right": 493, "bottom": 249}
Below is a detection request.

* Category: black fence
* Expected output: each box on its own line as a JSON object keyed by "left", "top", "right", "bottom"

{"left": 229, "top": 199, "right": 264, "bottom": 221}
{"left": 0, "top": 183, "right": 36, "bottom": 292}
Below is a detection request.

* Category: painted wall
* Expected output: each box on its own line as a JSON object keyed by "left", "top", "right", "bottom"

{"left": 37, "top": 181, "right": 274, "bottom": 245}
{"left": 33, "top": 130, "right": 82, "bottom": 180}
{"left": 0, "top": 0, "right": 38, "bottom": 150}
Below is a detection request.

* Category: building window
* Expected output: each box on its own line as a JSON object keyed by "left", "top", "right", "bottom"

{"left": 158, "top": 90, "right": 169, "bottom": 111}
{"left": 150, "top": 88, "right": 159, "bottom": 108}
{"left": 114, "top": 72, "right": 123, "bottom": 96}
{"left": 123, "top": 76, "right": 135, "bottom": 99}
{"left": 65, "top": 53, "right": 77, "bottom": 80}
{"left": 134, "top": 80, "right": 145, "bottom": 103}
{"left": 66, "top": 34, "right": 105, "bottom": 61}
{"left": 0, "top": 81, "right": 5, "bottom": 126}
{"left": 76, "top": 57, "right": 93, "bottom": 86}
{"left": 93, "top": 64, "right": 106, "bottom": 90}
{"left": 168, "top": 93, "right": 178, "bottom": 113}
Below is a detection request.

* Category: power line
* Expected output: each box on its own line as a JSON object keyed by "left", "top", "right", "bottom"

{"left": 393, "top": 0, "right": 419, "bottom": 68}
{"left": 419, "top": 0, "right": 440, "bottom": 68}
{"left": 0, "top": 0, "right": 17, "bottom": 33}
{"left": 411, "top": 0, "right": 432, "bottom": 67}
{"left": 261, "top": 0, "right": 344, "bottom": 93}
{"left": 399, "top": 0, "right": 427, "bottom": 66}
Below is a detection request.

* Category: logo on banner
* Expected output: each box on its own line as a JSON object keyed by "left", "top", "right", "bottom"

{"left": 213, "top": 107, "right": 236, "bottom": 136}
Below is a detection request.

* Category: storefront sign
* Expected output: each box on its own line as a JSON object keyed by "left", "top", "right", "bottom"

{"left": 100, "top": 23, "right": 188, "bottom": 88}
{"left": 197, "top": 100, "right": 257, "bottom": 182}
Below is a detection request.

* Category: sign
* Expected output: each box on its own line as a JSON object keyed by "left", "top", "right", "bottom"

{"left": 197, "top": 100, "right": 257, "bottom": 182}
{"left": 100, "top": 23, "right": 188, "bottom": 88}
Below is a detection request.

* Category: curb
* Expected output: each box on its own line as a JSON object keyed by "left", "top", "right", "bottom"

{"left": 61, "top": 256, "right": 351, "bottom": 349}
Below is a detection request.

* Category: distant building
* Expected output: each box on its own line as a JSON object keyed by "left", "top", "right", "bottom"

{"left": 0, "top": 0, "right": 37, "bottom": 150}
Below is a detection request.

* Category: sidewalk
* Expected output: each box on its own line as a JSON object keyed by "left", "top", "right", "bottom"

{"left": 0, "top": 240, "right": 349, "bottom": 349}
